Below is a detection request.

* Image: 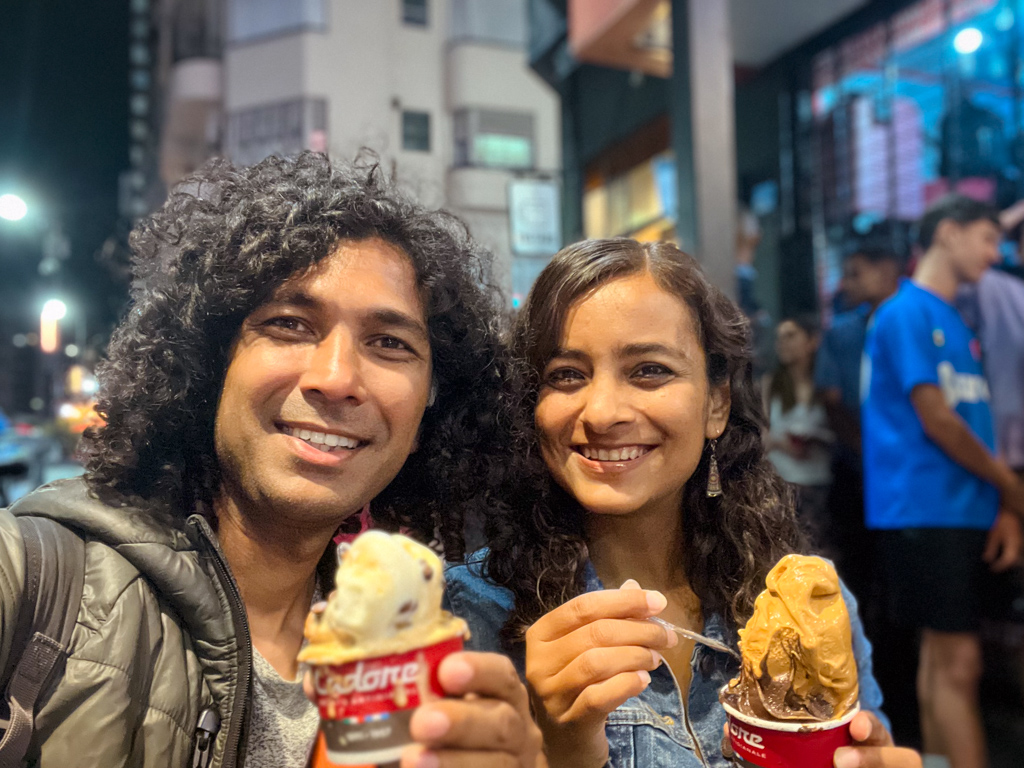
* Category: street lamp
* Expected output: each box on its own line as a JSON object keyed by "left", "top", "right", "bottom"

{"left": 40, "top": 299, "right": 67, "bottom": 354}
{"left": 0, "top": 194, "right": 28, "bottom": 222}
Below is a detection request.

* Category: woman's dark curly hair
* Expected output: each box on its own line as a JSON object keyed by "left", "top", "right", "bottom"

{"left": 483, "top": 239, "right": 806, "bottom": 646}
{"left": 82, "top": 151, "right": 514, "bottom": 560}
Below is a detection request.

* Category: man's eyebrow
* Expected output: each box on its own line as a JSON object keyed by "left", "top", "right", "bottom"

{"left": 368, "top": 308, "right": 429, "bottom": 340}
{"left": 262, "top": 293, "right": 428, "bottom": 338}
{"left": 266, "top": 289, "right": 320, "bottom": 309}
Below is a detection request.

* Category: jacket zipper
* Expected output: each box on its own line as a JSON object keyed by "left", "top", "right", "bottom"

{"left": 660, "top": 647, "right": 709, "bottom": 768}
{"left": 191, "top": 517, "right": 253, "bottom": 768}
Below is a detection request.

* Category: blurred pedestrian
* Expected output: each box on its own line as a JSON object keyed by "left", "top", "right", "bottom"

{"left": 815, "top": 246, "right": 901, "bottom": 599}
{"left": 736, "top": 205, "right": 773, "bottom": 378}
{"left": 763, "top": 317, "right": 835, "bottom": 546}
{"left": 863, "top": 194, "right": 1024, "bottom": 768}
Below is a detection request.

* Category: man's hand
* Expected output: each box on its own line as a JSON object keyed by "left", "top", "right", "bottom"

{"left": 998, "top": 472, "right": 1024, "bottom": 521}
{"left": 400, "top": 652, "right": 545, "bottom": 768}
{"left": 304, "top": 649, "right": 545, "bottom": 768}
{"left": 984, "top": 510, "right": 1023, "bottom": 572}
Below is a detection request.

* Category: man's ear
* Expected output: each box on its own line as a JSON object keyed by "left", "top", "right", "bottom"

{"left": 705, "top": 381, "right": 731, "bottom": 439}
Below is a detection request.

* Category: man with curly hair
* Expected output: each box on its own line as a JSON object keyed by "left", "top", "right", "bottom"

{"left": 0, "top": 153, "right": 543, "bottom": 768}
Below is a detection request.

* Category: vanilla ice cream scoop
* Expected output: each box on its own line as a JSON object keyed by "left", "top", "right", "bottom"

{"left": 299, "top": 531, "right": 467, "bottom": 666}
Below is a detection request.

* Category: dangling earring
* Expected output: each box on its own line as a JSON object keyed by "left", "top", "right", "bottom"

{"left": 706, "top": 439, "right": 722, "bottom": 498}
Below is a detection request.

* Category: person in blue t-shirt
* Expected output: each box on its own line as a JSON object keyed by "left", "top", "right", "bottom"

{"left": 863, "top": 195, "right": 1024, "bottom": 768}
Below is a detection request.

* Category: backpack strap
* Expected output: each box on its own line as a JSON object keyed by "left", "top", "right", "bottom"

{"left": 0, "top": 517, "right": 86, "bottom": 767}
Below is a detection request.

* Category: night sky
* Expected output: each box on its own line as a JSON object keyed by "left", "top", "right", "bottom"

{"left": 0, "top": 0, "right": 130, "bottom": 346}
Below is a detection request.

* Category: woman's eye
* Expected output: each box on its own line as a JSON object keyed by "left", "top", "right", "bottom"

{"left": 634, "top": 363, "right": 673, "bottom": 379}
{"left": 545, "top": 368, "right": 585, "bottom": 387}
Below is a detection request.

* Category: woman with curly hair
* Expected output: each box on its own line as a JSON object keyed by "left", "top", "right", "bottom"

{"left": 446, "top": 239, "right": 918, "bottom": 768}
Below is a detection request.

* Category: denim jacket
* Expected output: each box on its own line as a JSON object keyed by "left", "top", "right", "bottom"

{"left": 444, "top": 551, "right": 888, "bottom": 768}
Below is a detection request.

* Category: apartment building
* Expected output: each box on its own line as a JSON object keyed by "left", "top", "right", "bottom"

{"left": 222, "top": 0, "right": 562, "bottom": 298}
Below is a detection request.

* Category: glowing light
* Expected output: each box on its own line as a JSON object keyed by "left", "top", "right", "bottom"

{"left": 59, "top": 403, "right": 78, "bottom": 419}
{"left": 64, "top": 344, "right": 80, "bottom": 357}
{"left": 0, "top": 194, "right": 28, "bottom": 222}
{"left": 40, "top": 299, "right": 67, "bottom": 353}
{"left": 41, "top": 299, "right": 67, "bottom": 320}
{"left": 954, "top": 28, "right": 983, "bottom": 54}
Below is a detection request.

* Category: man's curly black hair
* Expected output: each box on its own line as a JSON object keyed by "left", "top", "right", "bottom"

{"left": 82, "top": 151, "right": 513, "bottom": 560}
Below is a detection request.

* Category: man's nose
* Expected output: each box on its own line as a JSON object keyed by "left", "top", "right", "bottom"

{"left": 580, "top": 376, "right": 634, "bottom": 432}
{"left": 300, "top": 330, "right": 367, "bottom": 403}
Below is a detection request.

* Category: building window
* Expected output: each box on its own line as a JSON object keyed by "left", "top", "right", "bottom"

{"left": 227, "top": 0, "right": 326, "bottom": 45}
{"left": 402, "top": 111, "right": 431, "bottom": 152}
{"left": 449, "top": 0, "right": 526, "bottom": 47}
{"left": 403, "top": 0, "right": 428, "bottom": 26}
{"left": 453, "top": 109, "right": 534, "bottom": 170}
{"left": 226, "top": 98, "right": 328, "bottom": 167}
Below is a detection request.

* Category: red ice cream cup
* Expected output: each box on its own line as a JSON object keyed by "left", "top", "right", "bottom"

{"left": 309, "top": 634, "right": 464, "bottom": 767}
{"left": 721, "top": 697, "right": 859, "bottom": 768}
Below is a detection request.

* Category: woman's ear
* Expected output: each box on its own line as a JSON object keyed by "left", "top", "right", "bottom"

{"left": 705, "top": 381, "right": 731, "bottom": 439}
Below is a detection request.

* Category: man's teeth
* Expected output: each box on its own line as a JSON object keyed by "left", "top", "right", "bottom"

{"left": 579, "top": 445, "right": 649, "bottom": 462}
{"left": 281, "top": 426, "right": 359, "bottom": 451}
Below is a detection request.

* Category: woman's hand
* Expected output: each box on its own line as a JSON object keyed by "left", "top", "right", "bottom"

{"left": 722, "top": 712, "right": 920, "bottom": 767}
{"left": 524, "top": 582, "right": 678, "bottom": 768}
{"left": 830, "top": 712, "right": 922, "bottom": 768}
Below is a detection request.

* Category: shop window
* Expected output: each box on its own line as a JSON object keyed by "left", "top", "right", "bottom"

{"left": 402, "top": 111, "right": 431, "bottom": 152}
{"left": 403, "top": 0, "right": 428, "bottom": 26}
{"left": 453, "top": 109, "right": 534, "bottom": 170}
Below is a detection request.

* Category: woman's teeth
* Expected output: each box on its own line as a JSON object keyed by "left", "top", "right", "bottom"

{"left": 578, "top": 445, "right": 649, "bottom": 462}
{"left": 280, "top": 425, "right": 359, "bottom": 452}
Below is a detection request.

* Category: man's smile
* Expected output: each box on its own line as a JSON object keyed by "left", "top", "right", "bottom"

{"left": 276, "top": 421, "right": 369, "bottom": 454}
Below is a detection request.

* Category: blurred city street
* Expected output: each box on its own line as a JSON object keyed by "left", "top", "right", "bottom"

{"left": 3, "top": 1, "right": 1024, "bottom": 767}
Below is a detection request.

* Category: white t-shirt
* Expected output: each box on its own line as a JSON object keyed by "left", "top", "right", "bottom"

{"left": 767, "top": 396, "right": 834, "bottom": 487}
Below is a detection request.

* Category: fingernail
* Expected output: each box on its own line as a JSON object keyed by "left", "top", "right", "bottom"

{"left": 440, "top": 655, "right": 474, "bottom": 690}
{"left": 637, "top": 669, "right": 651, "bottom": 686}
{"left": 620, "top": 578, "right": 641, "bottom": 589}
{"left": 650, "top": 649, "right": 662, "bottom": 667}
{"left": 415, "top": 709, "right": 451, "bottom": 740}
{"left": 646, "top": 590, "right": 667, "bottom": 613}
{"left": 415, "top": 751, "right": 441, "bottom": 768}
{"left": 833, "top": 748, "right": 859, "bottom": 768}
{"left": 664, "top": 627, "right": 679, "bottom": 647}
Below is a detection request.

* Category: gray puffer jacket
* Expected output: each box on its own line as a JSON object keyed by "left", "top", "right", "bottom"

{"left": 0, "top": 477, "right": 253, "bottom": 767}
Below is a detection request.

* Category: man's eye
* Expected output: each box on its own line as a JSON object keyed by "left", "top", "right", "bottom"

{"left": 371, "top": 336, "right": 413, "bottom": 352}
{"left": 264, "top": 317, "right": 308, "bottom": 333}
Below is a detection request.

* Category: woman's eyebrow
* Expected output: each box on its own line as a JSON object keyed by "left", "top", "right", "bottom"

{"left": 550, "top": 348, "right": 588, "bottom": 362}
{"left": 619, "top": 342, "right": 679, "bottom": 358}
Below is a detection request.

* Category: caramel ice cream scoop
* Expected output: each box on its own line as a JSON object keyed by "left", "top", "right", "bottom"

{"left": 721, "top": 555, "right": 858, "bottom": 721}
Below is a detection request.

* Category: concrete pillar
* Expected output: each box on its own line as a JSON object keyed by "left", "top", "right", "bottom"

{"left": 671, "top": 0, "right": 737, "bottom": 298}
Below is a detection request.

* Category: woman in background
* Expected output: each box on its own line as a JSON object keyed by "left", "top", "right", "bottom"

{"left": 763, "top": 317, "right": 835, "bottom": 546}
